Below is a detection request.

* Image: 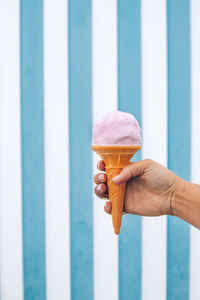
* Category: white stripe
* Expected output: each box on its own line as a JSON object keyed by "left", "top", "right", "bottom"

{"left": 92, "top": 1, "right": 118, "bottom": 300}
{"left": 141, "top": 1, "right": 167, "bottom": 299}
{"left": 43, "top": 1, "right": 70, "bottom": 299}
{"left": 190, "top": 0, "right": 200, "bottom": 299}
{"left": 0, "top": 0, "right": 24, "bottom": 299}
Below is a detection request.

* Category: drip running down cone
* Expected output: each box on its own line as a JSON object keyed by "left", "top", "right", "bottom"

{"left": 92, "top": 145, "right": 141, "bottom": 234}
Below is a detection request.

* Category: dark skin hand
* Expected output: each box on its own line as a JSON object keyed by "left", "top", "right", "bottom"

{"left": 94, "top": 159, "right": 200, "bottom": 229}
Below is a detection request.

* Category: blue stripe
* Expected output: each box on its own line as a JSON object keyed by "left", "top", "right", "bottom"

{"left": 118, "top": 1, "right": 142, "bottom": 299}
{"left": 68, "top": 1, "right": 93, "bottom": 299}
{"left": 20, "top": 1, "right": 46, "bottom": 299}
{"left": 167, "top": 0, "right": 191, "bottom": 299}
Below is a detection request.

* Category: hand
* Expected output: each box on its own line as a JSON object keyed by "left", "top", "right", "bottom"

{"left": 94, "top": 159, "right": 180, "bottom": 217}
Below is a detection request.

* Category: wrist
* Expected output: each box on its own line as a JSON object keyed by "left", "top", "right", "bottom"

{"left": 170, "top": 177, "right": 189, "bottom": 218}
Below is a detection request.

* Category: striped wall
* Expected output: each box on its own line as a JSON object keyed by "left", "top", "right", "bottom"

{"left": 0, "top": 0, "right": 200, "bottom": 300}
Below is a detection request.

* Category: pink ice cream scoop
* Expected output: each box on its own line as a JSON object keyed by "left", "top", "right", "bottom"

{"left": 92, "top": 111, "right": 141, "bottom": 146}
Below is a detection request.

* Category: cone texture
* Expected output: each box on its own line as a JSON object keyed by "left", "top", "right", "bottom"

{"left": 92, "top": 145, "right": 141, "bottom": 234}
{"left": 106, "top": 167, "right": 125, "bottom": 234}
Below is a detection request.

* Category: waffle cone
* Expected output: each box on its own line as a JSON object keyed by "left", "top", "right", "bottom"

{"left": 92, "top": 145, "right": 141, "bottom": 234}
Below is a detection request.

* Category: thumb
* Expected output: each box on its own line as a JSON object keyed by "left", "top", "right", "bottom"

{"left": 112, "top": 159, "right": 151, "bottom": 184}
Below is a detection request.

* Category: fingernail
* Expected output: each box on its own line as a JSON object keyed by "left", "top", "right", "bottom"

{"left": 96, "top": 184, "right": 102, "bottom": 192}
{"left": 113, "top": 174, "right": 121, "bottom": 182}
{"left": 98, "top": 174, "right": 105, "bottom": 181}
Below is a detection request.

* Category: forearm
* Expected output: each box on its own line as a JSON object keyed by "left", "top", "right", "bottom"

{"left": 172, "top": 179, "right": 200, "bottom": 229}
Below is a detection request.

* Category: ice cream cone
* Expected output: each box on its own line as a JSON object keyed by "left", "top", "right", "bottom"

{"left": 92, "top": 145, "right": 141, "bottom": 234}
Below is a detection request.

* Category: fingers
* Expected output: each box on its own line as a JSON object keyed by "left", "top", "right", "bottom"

{"left": 104, "top": 201, "right": 112, "bottom": 214}
{"left": 104, "top": 201, "right": 126, "bottom": 215}
{"left": 94, "top": 162, "right": 108, "bottom": 199}
{"left": 93, "top": 172, "right": 107, "bottom": 184}
{"left": 112, "top": 159, "right": 153, "bottom": 184}
{"left": 94, "top": 183, "right": 108, "bottom": 199}
{"left": 97, "top": 160, "right": 105, "bottom": 171}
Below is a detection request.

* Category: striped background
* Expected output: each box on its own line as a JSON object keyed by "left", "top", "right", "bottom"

{"left": 0, "top": 0, "right": 200, "bottom": 299}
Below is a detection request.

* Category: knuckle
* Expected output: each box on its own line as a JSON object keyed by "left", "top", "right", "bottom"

{"left": 143, "top": 158, "right": 152, "bottom": 164}
{"left": 124, "top": 163, "right": 136, "bottom": 178}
